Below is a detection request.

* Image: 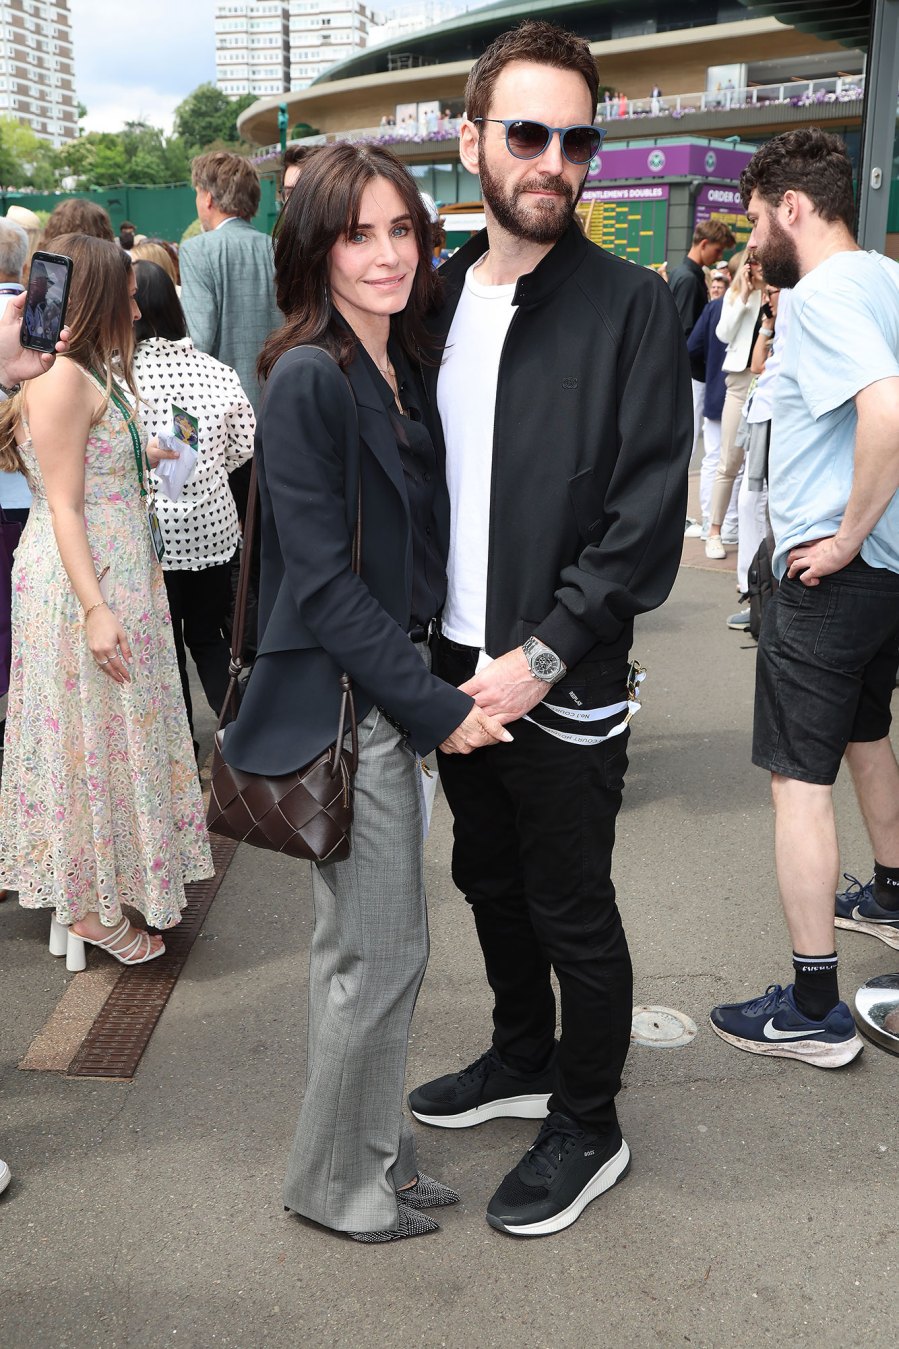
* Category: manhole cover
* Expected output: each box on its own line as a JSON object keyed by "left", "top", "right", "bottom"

{"left": 631, "top": 1005, "right": 697, "bottom": 1048}
{"left": 854, "top": 974, "right": 899, "bottom": 1057}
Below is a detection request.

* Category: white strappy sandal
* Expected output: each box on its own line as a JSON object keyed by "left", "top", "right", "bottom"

{"left": 49, "top": 915, "right": 165, "bottom": 972}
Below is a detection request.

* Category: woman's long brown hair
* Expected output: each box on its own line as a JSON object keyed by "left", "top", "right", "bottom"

{"left": 258, "top": 143, "right": 441, "bottom": 381}
{"left": 0, "top": 234, "right": 139, "bottom": 476}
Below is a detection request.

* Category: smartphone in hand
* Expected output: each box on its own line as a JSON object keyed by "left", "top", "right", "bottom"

{"left": 20, "top": 250, "right": 73, "bottom": 353}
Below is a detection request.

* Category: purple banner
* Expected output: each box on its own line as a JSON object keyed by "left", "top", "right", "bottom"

{"left": 694, "top": 185, "right": 745, "bottom": 217}
{"left": 586, "top": 142, "right": 754, "bottom": 185}
{"left": 582, "top": 184, "right": 669, "bottom": 202}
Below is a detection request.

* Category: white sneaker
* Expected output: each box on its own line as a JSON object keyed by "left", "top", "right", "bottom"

{"left": 705, "top": 537, "right": 727, "bottom": 559}
{"left": 684, "top": 518, "right": 703, "bottom": 539}
{"left": 0, "top": 1159, "right": 10, "bottom": 1195}
{"left": 721, "top": 531, "right": 739, "bottom": 545}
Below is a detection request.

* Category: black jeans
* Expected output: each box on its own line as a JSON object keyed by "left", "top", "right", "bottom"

{"left": 433, "top": 635, "right": 633, "bottom": 1136}
{"left": 753, "top": 557, "right": 899, "bottom": 786}
{"left": 163, "top": 563, "right": 233, "bottom": 737}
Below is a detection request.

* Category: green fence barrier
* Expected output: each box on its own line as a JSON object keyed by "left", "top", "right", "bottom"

{"left": 0, "top": 178, "right": 280, "bottom": 243}
{"left": 4, "top": 168, "right": 898, "bottom": 242}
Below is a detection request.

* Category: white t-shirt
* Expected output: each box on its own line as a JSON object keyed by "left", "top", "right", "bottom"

{"left": 437, "top": 258, "right": 516, "bottom": 647}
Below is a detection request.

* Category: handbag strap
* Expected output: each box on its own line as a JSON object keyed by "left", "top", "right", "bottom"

{"left": 217, "top": 356, "right": 362, "bottom": 760}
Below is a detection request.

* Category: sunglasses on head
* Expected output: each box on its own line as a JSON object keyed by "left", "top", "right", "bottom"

{"left": 473, "top": 118, "right": 605, "bottom": 165}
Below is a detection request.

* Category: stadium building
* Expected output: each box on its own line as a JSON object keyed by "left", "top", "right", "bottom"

{"left": 236, "top": 0, "right": 894, "bottom": 262}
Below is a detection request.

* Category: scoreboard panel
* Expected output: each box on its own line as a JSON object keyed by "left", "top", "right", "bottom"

{"left": 579, "top": 187, "right": 669, "bottom": 266}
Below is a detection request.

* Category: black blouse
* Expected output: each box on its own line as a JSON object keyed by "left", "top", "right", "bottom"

{"left": 359, "top": 343, "right": 445, "bottom": 633}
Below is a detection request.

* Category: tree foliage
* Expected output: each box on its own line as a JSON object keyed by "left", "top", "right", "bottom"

{"left": 173, "top": 84, "right": 256, "bottom": 154}
{"left": 2, "top": 83, "right": 259, "bottom": 191}
{"left": 0, "top": 117, "right": 58, "bottom": 189}
{"left": 57, "top": 122, "right": 192, "bottom": 188}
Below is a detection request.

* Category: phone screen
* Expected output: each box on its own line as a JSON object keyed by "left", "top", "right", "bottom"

{"left": 20, "top": 251, "right": 72, "bottom": 352}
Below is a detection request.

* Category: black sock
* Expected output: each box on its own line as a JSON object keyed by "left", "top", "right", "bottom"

{"left": 873, "top": 860, "right": 899, "bottom": 912}
{"left": 792, "top": 953, "right": 839, "bottom": 1020}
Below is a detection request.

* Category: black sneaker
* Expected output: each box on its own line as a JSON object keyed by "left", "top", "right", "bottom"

{"left": 486, "top": 1111, "right": 630, "bottom": 1237}
{"left": 408, "top": 1046, "right": 554, "bottom": 1128}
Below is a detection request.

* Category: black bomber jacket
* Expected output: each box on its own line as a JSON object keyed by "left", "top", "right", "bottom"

{"left": 422, "top": 221, "right": 694, "bottom": 670}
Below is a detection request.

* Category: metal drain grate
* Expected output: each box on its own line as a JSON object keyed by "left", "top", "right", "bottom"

{"left": 66, "top": 834, "right": 239, "bottom": 1080}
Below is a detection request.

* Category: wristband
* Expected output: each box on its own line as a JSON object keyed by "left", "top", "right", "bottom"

{"left": 760, "top": 328, "right": 774, "bottom": 339}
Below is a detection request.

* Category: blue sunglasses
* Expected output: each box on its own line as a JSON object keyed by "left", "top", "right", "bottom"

{"left": 473, "top": 118, "right": 605, "bottom": 165}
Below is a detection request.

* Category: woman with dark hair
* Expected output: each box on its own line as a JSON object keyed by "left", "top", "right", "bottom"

{"left": 221, "top": 143, "right": 509, "bottom": 1242}
{"left": 132, "top": 259, "right": 254, "bottom": 746}
{"left": 0, "top": 236, "right": 212, "bottom": 968}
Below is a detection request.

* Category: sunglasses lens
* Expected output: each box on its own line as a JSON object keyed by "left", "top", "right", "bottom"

{"left": 562, "top": 127, "right": 601, "bottom": 163}
{"left": 506, "top": 121, "right": 550, "bottom": 158}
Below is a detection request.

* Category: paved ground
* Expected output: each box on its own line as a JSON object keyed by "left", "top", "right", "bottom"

{"left": 1, "top": 560, "right": 897, "bottom": 1349}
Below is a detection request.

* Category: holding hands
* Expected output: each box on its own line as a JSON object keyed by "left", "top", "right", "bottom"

{"left": 460, "top": 647, "right": 548, "bottom": 723}
{"left": 440, "top": 647, "right": 548, "bottom": 754}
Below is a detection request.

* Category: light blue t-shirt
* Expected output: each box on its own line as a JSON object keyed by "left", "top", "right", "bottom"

{"left": 769, "top": 249, "right": 899, "bottom": 579}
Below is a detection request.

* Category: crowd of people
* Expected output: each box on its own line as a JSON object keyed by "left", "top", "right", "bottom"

{"left": 0, "top": 19, "right": 897, "bottom": 1253}
{"left": 667, "top": 217, "right": 789, "bottom": 631}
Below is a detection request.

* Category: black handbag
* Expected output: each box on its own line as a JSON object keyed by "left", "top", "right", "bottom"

{"left": 207, "top": 426, "right": 361, "bottom": 862}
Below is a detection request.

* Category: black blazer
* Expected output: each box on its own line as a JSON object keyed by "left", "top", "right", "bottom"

{"left": 222, "top": 343, "right": 472, "bottom": 776}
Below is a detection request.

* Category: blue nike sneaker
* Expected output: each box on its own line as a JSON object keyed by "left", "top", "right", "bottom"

{"left": 835, "top": 873, "right": 899, "bottom": 950}
{"left": 710, "top": 983, "right": 864, "bottom": 1068}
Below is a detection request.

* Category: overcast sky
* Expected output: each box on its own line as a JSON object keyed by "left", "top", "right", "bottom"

{"left": 70, "top": 0, "right": 446, "bottom": 136}
{"left": 72, "top": 0, "right": 219, "bottom": 134}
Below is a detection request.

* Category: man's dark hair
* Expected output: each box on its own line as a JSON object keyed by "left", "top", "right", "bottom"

{"left": 283, "top": 144, "right": 323, "bottom": 170}
{"left": 739, "top": 128, "right": 855, "bottom": 229}
{"left": 465, "top": 20, "right": 599, "bottom": 122}
{"left": 133, "top": 259, "right": 189, "bottom": 344}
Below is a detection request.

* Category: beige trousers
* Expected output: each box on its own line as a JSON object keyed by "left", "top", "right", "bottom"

{"left": 709, "top": 368, "right": 754, "bottom": 528}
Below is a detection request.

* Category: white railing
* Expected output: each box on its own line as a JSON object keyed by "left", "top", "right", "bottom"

{"left": 601, "top": 74, "right": 867, "bottom": 121}
{"left": 251, "top": 74, "right": 872, "bottom": 163}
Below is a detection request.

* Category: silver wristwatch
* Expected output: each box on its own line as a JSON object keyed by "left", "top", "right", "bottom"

{"left": 522, "top": 636, "right": 567, "bottom": 684}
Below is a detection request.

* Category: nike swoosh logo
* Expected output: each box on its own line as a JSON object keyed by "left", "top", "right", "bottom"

{"left": 852, "top": 906, "right": 899, "bottom": 924}
{"left": 763, "top": 1019, "right": 824, "bottom": 1040}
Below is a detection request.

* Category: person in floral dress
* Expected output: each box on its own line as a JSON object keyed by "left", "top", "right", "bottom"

{"left": 0, "top": 234, "right": 212, "bottom": 964}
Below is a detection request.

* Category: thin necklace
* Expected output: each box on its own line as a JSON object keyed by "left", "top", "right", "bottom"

{"left": 361, "top": 341, "right": 392, "bottom": 380}
{"left": 361, "top": 340, "right": 403, "bottom": 407}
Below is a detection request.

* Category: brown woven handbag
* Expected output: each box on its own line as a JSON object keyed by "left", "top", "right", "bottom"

{"left": 206, "top": 454, "right": 361, "bottom": 863}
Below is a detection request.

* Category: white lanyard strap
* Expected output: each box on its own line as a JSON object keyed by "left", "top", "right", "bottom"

{"left": 540, "top": 697, "right": 629, "bottom": 722}
{"left": 523, "top": 664, "right": 646, "bottom": 747}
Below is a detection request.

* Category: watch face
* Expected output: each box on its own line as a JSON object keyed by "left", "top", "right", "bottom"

{"left": 532, "top": 650, "right": 560, "bottom": 680}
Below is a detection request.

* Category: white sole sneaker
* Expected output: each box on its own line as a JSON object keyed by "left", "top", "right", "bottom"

{"left": 411, "top": 1093, "right": 551, "bottom": 1129}
{"left": 489, "top": 1140, "right": 631, "bottom": 1237}
{"left": 835, "top": 914, "right": 899, "bottom": 950}
{"left": 705, "top": 538, "right": 727, "bottom": 559}
{"left": 0, "top": 1159, "right": 10, "bottom": 1195}
{"left": 709, "top": 1020, "right": 864, "bottom": 1068}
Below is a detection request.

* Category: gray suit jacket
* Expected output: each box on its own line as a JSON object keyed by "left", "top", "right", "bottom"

{"left": 179, "top": 218, "right": 281, "bottom": 414}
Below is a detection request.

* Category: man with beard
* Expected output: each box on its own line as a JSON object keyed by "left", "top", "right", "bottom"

{"left": 409, "top": 20, "right": 693, "bottom": 1236}
{"left": 710, "top": 128, "right": 899, "bottom": 1067}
